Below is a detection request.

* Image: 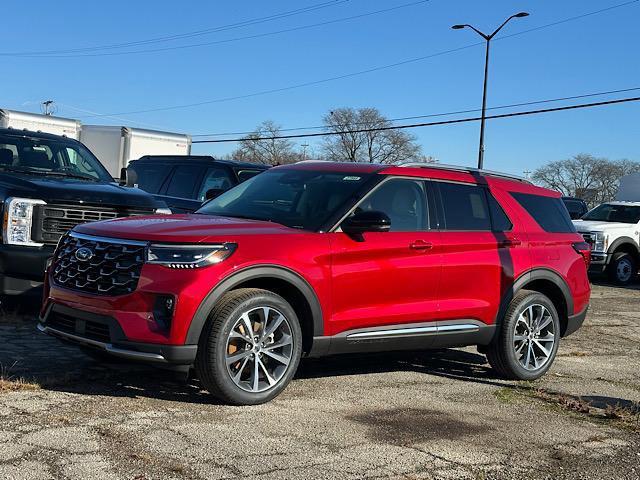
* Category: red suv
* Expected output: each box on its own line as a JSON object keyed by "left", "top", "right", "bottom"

{"left": 39, "top": 162, "right": 591, "bottom": 405}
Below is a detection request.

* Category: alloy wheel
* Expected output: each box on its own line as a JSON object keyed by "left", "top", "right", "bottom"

{"left": 512, "top": 304, "right": 556, "bottom": 371}
{"left": 225, "top": 306, "right": 294, "bottom": 393}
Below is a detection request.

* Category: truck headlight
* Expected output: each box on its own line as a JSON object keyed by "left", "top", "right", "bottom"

{"left": 147, "top": 243, "right": 236, "bottom": 268}
{"left": 2, "top": 197, "right": 46, "bottom": 247}
{"left": 593, "top": 232, "right": 608, "bottom": 252}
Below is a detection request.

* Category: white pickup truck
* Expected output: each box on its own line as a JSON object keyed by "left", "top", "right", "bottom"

{"left": 573, "top": 202, "right": 640, "bottom": 285}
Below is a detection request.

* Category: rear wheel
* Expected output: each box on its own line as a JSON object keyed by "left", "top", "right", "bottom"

{"left": 608, "top": 252, "right": 636, "bottom": 285}
{"left": 487, "top": 290, "right": 560, "bottom": 381}
{"left": 195, "top": 288, "right": 302, "bottom": 405}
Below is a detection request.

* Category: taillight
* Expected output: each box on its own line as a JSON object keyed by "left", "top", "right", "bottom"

{"left": 572, "top": 241, "right": 591, "bottom": 268}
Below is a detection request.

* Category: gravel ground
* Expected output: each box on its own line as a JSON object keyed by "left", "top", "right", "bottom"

{"left": 0, "top": 282, "right": 639, "bottom": 479}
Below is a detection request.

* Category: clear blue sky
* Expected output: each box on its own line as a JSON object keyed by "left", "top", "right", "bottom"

{"left": 3, "top": 0, "right": 639, "bottom": 175}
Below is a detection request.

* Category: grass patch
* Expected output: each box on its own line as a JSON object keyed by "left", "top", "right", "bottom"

{"left": 494, "top": 387, "right": 519, "bottom": 404}
{"left": 0, "top": 363, "right": 40, "bottom": 393}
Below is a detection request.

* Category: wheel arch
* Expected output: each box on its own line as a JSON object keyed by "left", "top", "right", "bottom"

{"left": 496, "top": 268, "right": 573, "bottom": 337}
{"left": 607, "top": 237, "right": 640, "bottom": 263}
{"left": 185, "top": 265, "right": 323, "bottom": 353}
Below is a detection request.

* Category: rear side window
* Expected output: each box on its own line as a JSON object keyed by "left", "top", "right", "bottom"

{"left": 129, "top": 163, "right": 170, "bottom": 193}
{"left": 166, "top": 165, "right": 202, "bottom": 198}
{"left": 438, "top": 182, "right": 491, "bottom": 231}
{"left": 512, "top": 192, "right": 576, "bottom": 233}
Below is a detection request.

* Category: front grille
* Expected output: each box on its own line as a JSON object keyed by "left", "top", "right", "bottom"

{"left": 51, "top": 234, "right": 146, "bottom": 296}
{"left": 35, "top": 204, "right": 153, "bottom": 244}
{"left": 48, "top": 310, "right": 111, "bottom": 343}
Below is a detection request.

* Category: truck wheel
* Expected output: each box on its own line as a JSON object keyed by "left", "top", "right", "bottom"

{"left": 608, "top": 252, "right": 636, "bottom": 285}
{"left": 487, "top": 290, "right": 560, "bottom": 381}
{"left": 195, "top": 288, "right": 302, "bottom": 405}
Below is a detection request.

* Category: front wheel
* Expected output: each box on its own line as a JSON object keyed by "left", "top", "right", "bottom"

{"left": 195, "top": 288, "right": 302, "bottom": 405}
{"left": 608, "top": 252, "right": 636, "bottom": 285}
{"left": 487, "top": 290, "right": 560, "bottom": 381}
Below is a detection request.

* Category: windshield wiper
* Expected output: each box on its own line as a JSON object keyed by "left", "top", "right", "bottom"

{"left": 41, "top": 170, "right": 100, "bottom": 182}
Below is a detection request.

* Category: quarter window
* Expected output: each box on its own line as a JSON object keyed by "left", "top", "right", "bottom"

{"left": 511, "top": 192, "right": 576, "bottom": 233}
{"left": 355, "top": 178, "right": 428, "bottom": 232}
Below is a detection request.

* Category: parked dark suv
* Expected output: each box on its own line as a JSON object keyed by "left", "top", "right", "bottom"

{"left": 128, "top": 155, "right": 269, "bottom": 213}
{"left": 0, "top": 128, "right": 169, "bottom": 295}
{"left": 40, "top": 162, "right": 591, "bottom": 405}
{"left": 562, "top": 196, "right": 589, "bottom": 219}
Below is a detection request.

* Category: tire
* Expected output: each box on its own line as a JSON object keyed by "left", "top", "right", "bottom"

{"left": 195, "top": 288, "right": 303, "bottom": 405}
{"left": 487, "top": 290, "right": 560, "bottom": 381}
{"left": 607, "top": 252, "right": 637, "bottom": 285}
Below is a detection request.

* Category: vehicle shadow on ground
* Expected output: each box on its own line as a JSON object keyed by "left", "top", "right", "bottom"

{"left": 590, "top": 278, "right": 640, "bottom": 291}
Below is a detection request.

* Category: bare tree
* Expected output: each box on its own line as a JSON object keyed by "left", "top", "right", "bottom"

{"left": 230, "top": 121, "right": 300, "bottom": 165}
{"left": 532, "top": 154, "right": 640, "bottom": 206}
{"left": 321, "top": 107, "right": 422, "bottom": 163}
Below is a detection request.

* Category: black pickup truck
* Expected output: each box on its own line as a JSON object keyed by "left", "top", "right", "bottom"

{"left": 0, "top": 127, "right": 169, "bottom": 295}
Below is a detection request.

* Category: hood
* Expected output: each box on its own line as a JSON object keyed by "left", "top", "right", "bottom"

{"left": 572, "top": 219, "right": 635, "bottom": 233}
{"left": 74, "top": 214, "right": 300, "bottom": 243}
{"left": 0, "top": 172, "right": 160, "bottom": 209}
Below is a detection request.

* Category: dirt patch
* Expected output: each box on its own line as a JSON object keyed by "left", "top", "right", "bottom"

{"left": 348, "top": 408, "right": 488, "bottom": 445}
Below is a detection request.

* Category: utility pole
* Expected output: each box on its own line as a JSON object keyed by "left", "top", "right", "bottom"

{"left": 42, "top": 100, "right": 55, "bottom": 116}
{"left": 452, "top": 12, "right": 529, "bottom": 169}
{"left": 301, "top": 143, "right": 309, "bottom": 161}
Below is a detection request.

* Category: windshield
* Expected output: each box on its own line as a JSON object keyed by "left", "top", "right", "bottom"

{"left": 0, "top": 134, "right": 112, "bottom": 182}
{"left": 197, "top": 168, "right": 374, "bottom": 230}
{"left": 582, "top": 203, "right": 640, "bottom": 224}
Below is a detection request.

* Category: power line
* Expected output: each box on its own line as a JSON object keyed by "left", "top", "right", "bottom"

{"left": 192, "top": 96, "right": 640, "bottom": 143}
{"left": 77, "top": 0, "right": 639, "bottom": 118}
{"left": 6, "top": 1, "right": 431, "bottom": 58}
{"left": 0, "top": 0, "right": 349, "bottom": 56}
{"left": 193, "top": 86, "right": 640, "bottom": 137}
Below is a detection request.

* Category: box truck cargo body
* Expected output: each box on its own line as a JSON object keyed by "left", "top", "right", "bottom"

{"left": 0, "top": 109, "right": 81, "bottom": 139}
{"left": 80, "top": 125, "right": 191, "bottom": 177}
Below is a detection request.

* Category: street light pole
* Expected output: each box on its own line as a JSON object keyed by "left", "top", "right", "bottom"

{"left": 452, "top": 12, "right": 529, "bottom": 169}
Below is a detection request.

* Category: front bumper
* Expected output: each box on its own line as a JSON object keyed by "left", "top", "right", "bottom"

{"left": 38, "top": 303, "right": 197, "bottom": 365}
{"left": 0, "top": 243, "right": 55, "bottom": 294}
{"left": 587, "top": 251, "right": 609, "bottom": 275}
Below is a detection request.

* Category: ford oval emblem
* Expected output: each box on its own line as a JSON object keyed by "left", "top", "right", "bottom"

{"left": 75, "top": 247, "right": 94, "bottom": 262}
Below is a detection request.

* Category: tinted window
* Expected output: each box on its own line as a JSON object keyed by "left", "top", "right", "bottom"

{"left": 439, "top": 182, "right": 491, "bottom": 231}
{"left": 563, "top": 199, "right": 587, "bottom": 219}
{"left": 354, "top": 178, "right": 428, "bottom": 232}
{"left": 512, "top": 192, "right": 576, "bottom": 233}
{"left": 487, "top": 192, "right": 512, "bottom": 231}
{"left": 165, "top": 166, "right": 202, "bottom": 198}
{"left": 130, "top": 163, "right": 170, "bottom": 193}
{"left": 197, "top": 167, "right": 234, "bottom": 201}
{"left": 236, "top": 169, "right": 264, "bottom": 182}
{"left": 198, "top": 169, "right": 373, "bottom": 230}
{"left": 582, "top": 203, "right": 640, "bottom": 224}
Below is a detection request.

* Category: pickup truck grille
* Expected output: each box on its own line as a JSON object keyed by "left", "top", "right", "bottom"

{"left": 51, "top": 234, "right": 146, "bottom": 296}
{"left": 34, "top": 204, "right": 153, "bottom": 244}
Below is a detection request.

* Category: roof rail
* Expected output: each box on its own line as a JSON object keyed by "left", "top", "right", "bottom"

{"left": 399, "top": 162, "right": 531, "bottom": 183}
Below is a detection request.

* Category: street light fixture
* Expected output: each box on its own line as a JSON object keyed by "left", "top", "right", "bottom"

{"left": 452, "top": 12, "right": 529, "bottom": 169}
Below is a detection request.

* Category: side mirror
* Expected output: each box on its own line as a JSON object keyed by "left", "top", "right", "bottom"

{"left": 342, "top": 210, "right": 391, "bottom": 236}
{"left": 119, "top": 167, "right": 138, "bottom": 187}
{"left": 204, "top": 188, "right": 227, "bottom": 201}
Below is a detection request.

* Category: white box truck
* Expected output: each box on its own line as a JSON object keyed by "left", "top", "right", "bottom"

{"left": 0, "top": 109, "right": 81, "bottom": 139}
{"left": 80, "top": 125, "right": 191, "bottom": 177}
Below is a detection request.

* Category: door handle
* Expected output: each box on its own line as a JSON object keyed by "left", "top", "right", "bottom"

{"left": 410, "top": 240, "right": 433, "bottom": 251}
{"left": 498, "top": 237, "right": 521, "bottom": 248}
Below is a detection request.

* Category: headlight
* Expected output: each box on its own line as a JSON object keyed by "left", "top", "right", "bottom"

{"left": 593, "top": 232, "right": 608, "bottom": 252}
{"left": 155, "top": 207, "right": 172, "bottom": 215}
{"left": 2, "top": 197, "right": 46, "bottom": 247}
{"left": 147, "top": 243, "right": 236, "bottom": 269}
